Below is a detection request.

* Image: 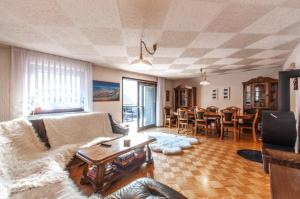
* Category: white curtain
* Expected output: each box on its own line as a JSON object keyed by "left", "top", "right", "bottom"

{"left": 156, "top": 77, "right": 166, "bottom": 126}
{"left": 10, "top": 47, "right": 93, "bottom": 119}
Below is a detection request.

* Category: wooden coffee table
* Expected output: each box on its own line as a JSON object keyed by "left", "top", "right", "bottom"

{"left": 76, "top": 134, "right": 155, "bottom": 193}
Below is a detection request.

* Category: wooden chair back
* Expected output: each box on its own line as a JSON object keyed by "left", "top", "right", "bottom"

{"left": 177, "top": 108, "right": 188, "bottom": 120}
{"left": 206, "top": 106, "right": 219, "bottom": 113}
{"left": 194, "top": 108, "right": 206, "bottom": 121}
{"left": 221, "top": 109, "right": 237, "bottom": 124}
{"left": 225, "top": 106, "right": 241, "bottom": 115}
{"left": 189, "top": 106, "right": 197, "bottom": 112}
{"left": 164, "top": 107, "right": 171, "bottom": 117}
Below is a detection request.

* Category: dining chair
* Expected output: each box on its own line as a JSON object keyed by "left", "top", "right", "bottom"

{"left": 220, "top": 109, "right": 238, "bottom": 141}
{"left": 225, "top": 106, "right": 241, "bottom": 115}
{"left": 164, "top": 107, "right": 176, "bottom": 128}
{"left": 206, "top": 106, "right": 220, "bottom": 135}
{"left": 177, "top": 108, "right": 190, "bottom": 134}
{"left": 206, "top": 106, "right": 219, "bottom": 113}
{"left": 194, "top": 108, "right": 208, "bottom": 136}
{"left": 238, "top": 109, "right": 259, "bottom": 142}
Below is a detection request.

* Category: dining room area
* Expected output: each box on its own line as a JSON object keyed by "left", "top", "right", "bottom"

{"left": 165, "top": 105, "right": 259, "bottom": 142}
{"left": 163, "top": 74, "right": 280, "bottom": 143}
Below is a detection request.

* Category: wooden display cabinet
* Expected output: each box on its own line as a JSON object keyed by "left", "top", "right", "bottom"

{"left": 242, "top": 76, "right": 278, "bottom": 113}
{"left": 174, "top": 85, "right": 196, "bottom": 110}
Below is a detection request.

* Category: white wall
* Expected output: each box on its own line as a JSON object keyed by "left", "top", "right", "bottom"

{"left": 93, "top": 65, "right": 157, "bottom": 122}
{"left": 283, "top": 43, "right": 300, "bottom": 150}
{"left": 165, "top": 79, "right": 174, "bottom": 107}
{"left": 173, "top": 68, "right": 280, "bottom": 110}
{"left": 283, "top": 43, "right": 300, "bottom": 118}
{"left": 0, "top": 45, "right": 11, "bottom": 122}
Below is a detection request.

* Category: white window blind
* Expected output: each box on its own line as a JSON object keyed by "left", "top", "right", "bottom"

{"left": 11, "top": 47, "right": 92, "bottom": 118}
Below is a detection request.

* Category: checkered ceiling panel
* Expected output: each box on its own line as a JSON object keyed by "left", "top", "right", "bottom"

{"left": 0, "top": 0, "right": 299, "bottom": 79}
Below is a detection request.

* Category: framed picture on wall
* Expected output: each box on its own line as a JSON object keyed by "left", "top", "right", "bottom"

{"left": 223, "top": 87, "right": 230, "bottom": 100}
{"left": 166, "top": 90, "right": 170, "bottom": 102}
{"left": 212, "top": 89, "right": 218, "bottom": 100}
{"left": 93, "top": 80, "right": 120, "bottom": 101}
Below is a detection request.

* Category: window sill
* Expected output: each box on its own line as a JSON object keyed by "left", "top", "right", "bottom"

{"left": 32, "top": 108, "right": 84, "bottom": 115}
{"left": 27, "top": 108, "right": 87, "bottom": 119}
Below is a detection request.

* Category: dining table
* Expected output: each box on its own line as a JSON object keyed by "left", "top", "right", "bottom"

{"left": 173, "top": 111, "right": 222, "bottom": 133}
{"left": 173, "top": 111, "right": 253, "bottom": 120}
{"left": 172, "top": 110, "right": 254, "bottom": 135}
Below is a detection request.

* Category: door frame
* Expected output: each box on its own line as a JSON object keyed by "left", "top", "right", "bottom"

{"left": 122, "top": 77, "right": 157, "bottom": 131}
{"left": 137, "top": 81, "right": 157, "bottom": 131}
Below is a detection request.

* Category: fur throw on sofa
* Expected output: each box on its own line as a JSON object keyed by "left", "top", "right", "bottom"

{"left": 44, "top": 112, "right": 115, "bottom": 148}
{"left": 0, "top": 116, "right": 115, "bottom": 199}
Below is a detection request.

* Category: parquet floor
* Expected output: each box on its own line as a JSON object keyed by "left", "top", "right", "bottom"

{"left": 69, "top": 128, "right": 270, "bottom": 199}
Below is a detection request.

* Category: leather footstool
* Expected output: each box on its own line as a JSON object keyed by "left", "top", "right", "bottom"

{"left": 105, "top": 178, "right": 187, "bottom": 199}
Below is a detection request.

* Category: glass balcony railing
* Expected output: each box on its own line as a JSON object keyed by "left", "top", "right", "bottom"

{"left": 123, "top": 105, "right": 138, "bottom": 122}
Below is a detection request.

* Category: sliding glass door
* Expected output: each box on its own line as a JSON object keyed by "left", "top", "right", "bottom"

{"left": 138, "top": 82, "right": 156, "bottom": 129}
{"left": 122, "top": 78, "right": 156, "bottom": 131}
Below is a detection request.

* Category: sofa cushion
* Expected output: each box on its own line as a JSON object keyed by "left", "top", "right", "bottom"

{"left": 108, "top": 113, "right": 129, "bottom": 135}
{"left": 43, "top": 112, "right": 116, "bottom": 148}
{"left": 28, "top": 113, "right": 129, "bottom": 149}
{"left": 105, "top": 177, "right": 187, "bottom": 199}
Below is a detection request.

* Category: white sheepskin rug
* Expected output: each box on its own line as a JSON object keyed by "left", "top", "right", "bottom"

{"left": 147, "top": 132, "right": 199, "bottom": 155}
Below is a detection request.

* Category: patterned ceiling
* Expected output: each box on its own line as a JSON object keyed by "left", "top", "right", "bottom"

{"left": 0, "top": 0, "right": 299, "bottom": 79}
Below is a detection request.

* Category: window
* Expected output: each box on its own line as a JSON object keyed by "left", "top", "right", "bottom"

{"left": 11, "top": 48, "right": 92, "bottom": 118}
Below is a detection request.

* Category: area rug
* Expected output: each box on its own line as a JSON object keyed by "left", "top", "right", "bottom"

{"left": 147, "top": 132, "right": 199, "bottom": 155}
{"left": 237, "top": 149, "right": 263, "bottom": 163}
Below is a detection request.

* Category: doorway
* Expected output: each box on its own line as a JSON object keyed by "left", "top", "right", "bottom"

{"left": 138, "top": 82, "right": 157, "bottom": 130}
{"left": 122, "top": 78, "right": 157, "bottom": 132}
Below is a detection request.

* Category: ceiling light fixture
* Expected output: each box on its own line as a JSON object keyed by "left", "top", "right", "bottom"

{"left": 130, "top": 39, "right": 157, "bottom": 71}
{"left": 199, "top": 68, "right": 211, "bottom": 86}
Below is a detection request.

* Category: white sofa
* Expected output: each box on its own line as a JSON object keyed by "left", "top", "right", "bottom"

{"left": 0, "top": 113, "right": 123, "bottom": 199}
{"left": 0, "top": 113, "right": 187, "bottom": 199}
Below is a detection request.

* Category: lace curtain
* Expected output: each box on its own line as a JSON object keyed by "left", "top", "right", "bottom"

{"left": 156, "top": 77, "right": 166, "bottom": 126}
{"left": 10, "top": 47, "right": 93, "bottom": 118}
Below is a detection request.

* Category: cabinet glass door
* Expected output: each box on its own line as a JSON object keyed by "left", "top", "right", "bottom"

{"left": 253, "top": 83, "right": 266, "bottom": 108}
{"left": 245, "top": 85, "right": 251, "bottom": 106}
{"left": 179, "top": 89, "right": 186, "bottom": 107}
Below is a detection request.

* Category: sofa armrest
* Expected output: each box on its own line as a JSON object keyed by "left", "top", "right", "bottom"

{"left": 108, "top": 113, "right": 129, "bottom": 135}
{"left": 263, "top": 147, "right": 300, "bottom": 169}
{"left": 105, "top": 177, "right": 187, "bottom": 199}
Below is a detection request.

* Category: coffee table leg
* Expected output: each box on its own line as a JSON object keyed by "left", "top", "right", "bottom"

{"left": 146, "top": 144, "right": 153, "bottom": 164}
{"left": 80, "top": 163, "right": 90, "bottom": 185}
{"left": 95, "top": 163, "right": 105, "bottom": 193}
